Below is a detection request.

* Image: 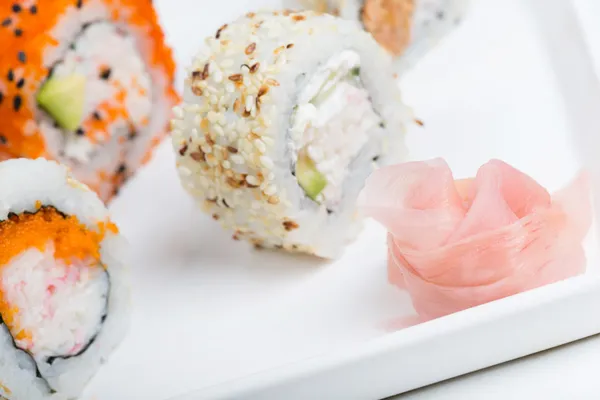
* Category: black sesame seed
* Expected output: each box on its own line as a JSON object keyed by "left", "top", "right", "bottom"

{"left": 92, "top": 111, "right": 101, "bottom": 120}
{"left": 99, "top": 68, "right": 111, "bottom": 80}
{"left": 76, "top": 0, "right": 83, "bottom": 8}
{"left": 372, "top": 155, "right": 380, "bottom": 162}
{"left": 128, "top": 129, "right": 137, "bottom": 140}
{"left": 12, "top": 4, "right": 21, "bottom": 13}
{"left": 17, "top": 51, "right": 25, "bottom": 63}
{"left": 16, "top": 78, "right": 24, "bottom": 89}
{"left": 7, "top": 69, "right": 14, "bottom": 81}
{"left": 69, "top": 43, "right": 75, "bottom": 50}
{"left": 327, "top": 209, "right": 333, "bottom": 215}
{"left": 82, "top": 22, "right": 91, "bottom": 30}
{"left": 75, "top": 128, "right": 84, "bottom": 136}
{"left": 14, "top": 28, "right": 22, "bottom": 37}
{"left": 1, "top": 18, "right": 11, "bottom": 27}
{"left": 116, "top": 164, "right": 126, "bottom": 174}
{"left": 0, "top": 92, "right": 3, "bottom": 105}
{"left": 379, "top": 122, "right": 385, "bottom": 128}
{"left": 291, "top": 170, "right": 296, "bottom": 177}
{"left": 53, "top": 121, "right": 60, "bottom": 128}
{"left": 0, "top": 135, "right": 6, "bottom": 144}
{"left": 13, "top": 95, "right": 22, "bottom": 111}
{"left": 436, "top": 10, "right": 445, "bottom": 19}
{"left": 30, "top": 5, "right": 37, "bottom": 14}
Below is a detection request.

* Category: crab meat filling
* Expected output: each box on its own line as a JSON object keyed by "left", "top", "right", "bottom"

{"left": 0, "top": 207, "right": 109, "bottom": 363}
{"left": 290, "top": 50, "right": 384, "bottom": 208}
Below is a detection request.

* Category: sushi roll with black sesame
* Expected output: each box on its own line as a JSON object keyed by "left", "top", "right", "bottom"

{"left": 0, "top": 158, "right": 129, "bottom": 399}
{"left": 171, "top": 10, "right": 411, "bottom": 258}
{"left": 0, "top": 0, "right": 179, "bottom": 202}
{"left": 299, "top": 0, "right": 469, "bottom": 73}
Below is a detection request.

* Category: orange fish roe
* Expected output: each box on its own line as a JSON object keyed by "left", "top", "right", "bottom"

{"left": 0, "top": 206, "right": 118, "bottom": 341}
{"left": 0, "top": 0, "right": 179, "bottom": 201}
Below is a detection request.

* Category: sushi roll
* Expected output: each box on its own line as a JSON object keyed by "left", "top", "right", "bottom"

{"left": 298, "top": 0, "right": 470, "bottom": 73}
{"left": 0, "top": 0, "right": 179, "bottom": 202}
{"left": 0, "top": 158, "right": 129, "bottom": 399}
{"left": 171, "top": 10, "right": 411, "bottom": 258}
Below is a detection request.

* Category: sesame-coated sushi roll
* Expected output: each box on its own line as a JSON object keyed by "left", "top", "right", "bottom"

{"left": 0, "top": 0, "right": 179, "bottom": 202}
{"left": 172, "top": 10, "right": 411, "bottom": 259}
{"left": 0, "top": 158, "right": 129, "bottom": 399}
{"left": 299, "top": 0, "right": 469, "bottom": 73}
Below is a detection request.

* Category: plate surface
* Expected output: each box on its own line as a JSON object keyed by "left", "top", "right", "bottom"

{"left": 83, "top": 0, "right": 600, "bottom": 399}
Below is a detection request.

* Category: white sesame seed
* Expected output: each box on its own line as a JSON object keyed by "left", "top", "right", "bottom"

{"left": 251, "top": 201, "right": 262, "bottom": 210}
{"left": 222, "top": 160, "right": 232, "bottom": 169}
{"left": 242, "top": 139, "right": 253, "bottom": 153}
{"left": 246, "top": 96, "right": 254, "bottom": 111}
{"left": 207, "top": 85, "right": 218, "bottom": 94}
{"left": 213, "top": 69, "right": 224, "bottom": 84}
{"left": 225, "top": 82, "right": 235, "bottom": 93}
{"left": 246, "top": 175, "right": 259, "bottom": 185}
{"left": 210, "top": 94, "right": 218, "bottom": 104}
{"left": 218, "top": 113, "right": 227, "bottom": 125}
{"left": 254, "top": 139, "right": 266, "bottom": 153}
{"left": 262, "top": 137, "right": 274, "bottom": 146}
{"left": 260, "top": 156, "right": 274, "bottom": 169}
{"left": 207, "top": 111, "right": 218, "bottom": 123}
{"left": 191, "top": 128, "right": 200, "bottom": 140}
{"left": 264, "top": 184, "right": 277, "bottom": 196}
{"left": 231, "top": 154, "right": 244, "bottom": 164}
{"left": 268, "top": 172, "right": 275, "bottom": 180}
{"left": 201, "top": 145, "right": 212, "bottom": 154}
{"left": 214, "top": 125, "right": 225, "bottom": 136}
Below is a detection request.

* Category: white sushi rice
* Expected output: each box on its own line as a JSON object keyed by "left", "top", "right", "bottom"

{"left": 39, "top": 21, "right": 153, "bottom": 164}
{"left": 298, "top": 0, "right": 470, "bottom": 74}
{"left": 172, "top": 10, "right": 410, "bottom": 258}
{"left": 0, "top": 158, "right": 129, "bottom": 400}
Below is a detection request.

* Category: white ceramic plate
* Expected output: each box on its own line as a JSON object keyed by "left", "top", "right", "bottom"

{"left": 83, "top": 0, "right": 600, "bottom": 399}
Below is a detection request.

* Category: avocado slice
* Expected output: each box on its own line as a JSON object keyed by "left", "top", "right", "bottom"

{"left": 296, "top": 149, "right": 327, "bottom": 201}
{"left": 37, "top": 74, "right": 86, "bottom": 132}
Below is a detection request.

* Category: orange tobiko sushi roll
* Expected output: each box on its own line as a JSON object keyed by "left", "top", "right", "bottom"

{"left": 0, "top": 0, "right": 179, "bottom": 202}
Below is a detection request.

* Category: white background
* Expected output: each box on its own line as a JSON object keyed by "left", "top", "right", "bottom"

{"left": 81, "top": 0, "right": 600, "bottom": 399}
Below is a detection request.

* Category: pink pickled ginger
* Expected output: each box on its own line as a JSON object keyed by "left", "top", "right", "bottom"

{"left": 359, "top": 158, "right": 592, "bottom": 320}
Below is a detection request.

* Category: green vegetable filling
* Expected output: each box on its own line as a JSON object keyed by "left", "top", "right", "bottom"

{"left": 37, "top": 74, "right": 86, "bottom": 132}
{"left": 296, "top": 149, "right": 327, "bottom": 201}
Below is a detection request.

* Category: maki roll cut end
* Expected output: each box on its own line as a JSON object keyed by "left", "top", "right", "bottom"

{"left": 172, "top": 10, "right": 411, "bottom": 259}
{"left": 0, "top": 158, "right": 129, "bottom": 399}
{"left": 0, "top": 0, "right": 179, "bottom": 202}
